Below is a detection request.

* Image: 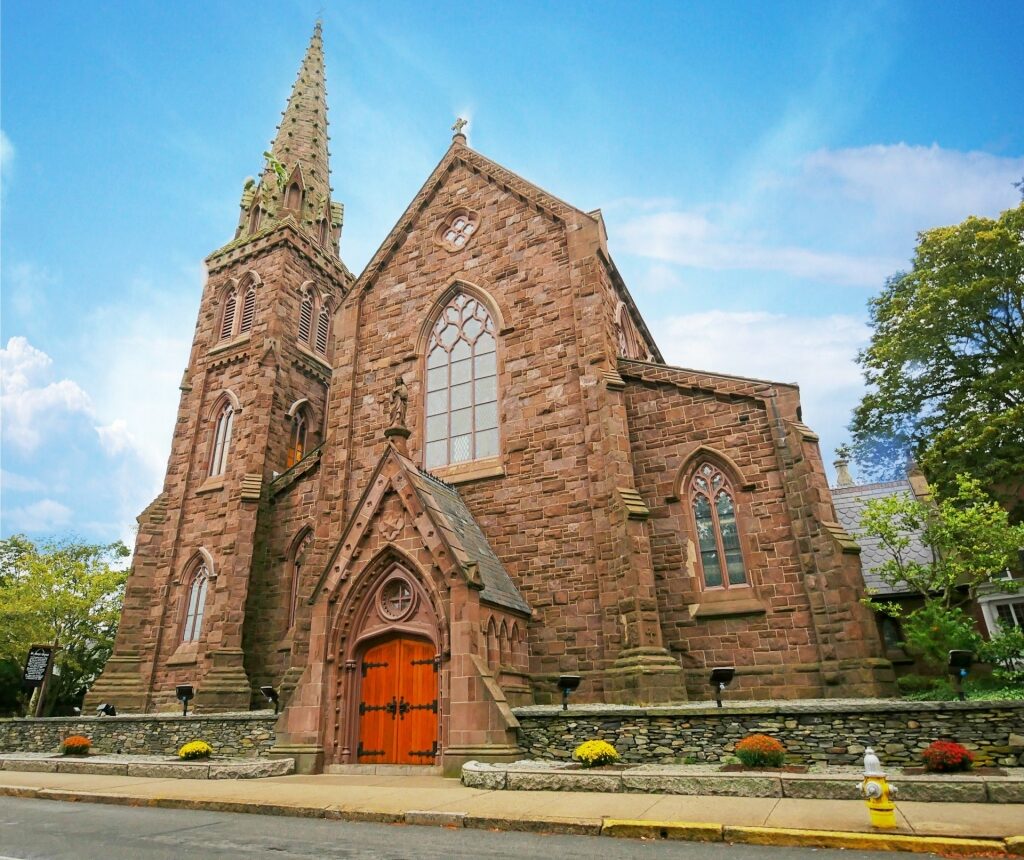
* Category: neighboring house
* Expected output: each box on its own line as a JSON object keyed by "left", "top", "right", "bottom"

{"left": 831, "top": 457, "right": 1023, "bottom": 674}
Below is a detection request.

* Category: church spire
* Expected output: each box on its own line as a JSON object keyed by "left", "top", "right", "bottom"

{"left": 237, "top": 22, "right": 343, "bottom": 255}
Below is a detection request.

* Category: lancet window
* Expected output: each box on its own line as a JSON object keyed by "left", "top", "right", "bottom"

{"left": 209, "top": 400, "right": 235, "bottom": 477}
{"left": 425, "top": 293, "right": 498, "bottom": 468}
{"left": 690, "top": 463, "right": 747, "bottom": 589}
{"left": 182, "top": 563, "right": 209, "bottom": 643}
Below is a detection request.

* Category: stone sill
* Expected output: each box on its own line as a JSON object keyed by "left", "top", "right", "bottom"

{"left": 208, "top": 333, "right": 251, "bottom": 356}
{"left": 295, "top": 343, "right": 333, "bottom": 373}
{"left": 692, "top": 595, "right": 767, "bottom": 619}
{"left": 0, "top": 753, "right": 292, "bottom": 779}
{"left": 513, "top": 698, "right": 1024, "bottom": 719}
{"left": 196, "top": 477, "right": 226, "bottom": 495}
{"left": 430, "top": 457, "right": 504, "bottom": 485}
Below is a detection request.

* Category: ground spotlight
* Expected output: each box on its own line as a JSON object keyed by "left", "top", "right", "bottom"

{"left": 948, "top": 650, "right": 973, "bottom": 702}
{"left": 96, "top": 703, "right": 117, "bottom": 717}
{"left": 176, "top": 684, "right": 195, "bottom": 716}
{"left": 260, "top": 685, "right": 280, "bottom": 714}
{"left": 709, "top": 667, "right": 736, "bottom": 708}
{"left": 557, "top": 674, "right": 581, "bottom": 711}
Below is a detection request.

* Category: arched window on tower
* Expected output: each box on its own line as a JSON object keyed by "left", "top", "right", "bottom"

{"left": 318, "top": 218, "right": 330, "bottom": 247}
{"left": 286, "top": 411, "right": 308, "bottom": 469}
{"left": 689, "top": 462, "right": 747, "bottom": 589}
{"left": 220, "top": 288, "right": 238, "bottom": 340}
{"left": 298, "top": 289, "right": 314, "bottom": 345}
{"left": 209, "top": 400, "right": 235, "bottom": 477}
{"left": 182, "top": 562, "right": 209, "bottom": 643}
{"left": 425, "top": 293, "right": 498, "bottom": 468}
{"left": 315, "top": 303, "right": 331, "bottom": 355}
{"left": 248, "top": 205, "right": 262, "bottom": 235}
{"left": 239, "top": 284, "right": 257, "bottom": 334}
{"left": 285, "top": 182, "right": 303, "bottom": 212}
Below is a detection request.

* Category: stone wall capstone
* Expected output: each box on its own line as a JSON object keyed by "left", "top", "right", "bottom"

{"left": 514, "top": 700, "right": 1024, "bottom": 768}
{"left": 0, "top": 712, "right": 278, "bottom": 757}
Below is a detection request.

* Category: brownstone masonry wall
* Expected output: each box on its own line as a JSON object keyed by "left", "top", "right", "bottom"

{"left": 515, "top": 700, "right": 1024, "bottom": 768}
{"left": 0, "top": 713, "right": 278, "bottom": 757}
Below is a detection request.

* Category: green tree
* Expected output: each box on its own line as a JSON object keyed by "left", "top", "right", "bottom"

{"left": 850, "top": 202, "right": 1024, "bottom": 519}
{"left": 861, "top": 474, "right": 1024, "bottom": 673}
{"left": 0, "top": 536, "right": 129, "bottom": 715}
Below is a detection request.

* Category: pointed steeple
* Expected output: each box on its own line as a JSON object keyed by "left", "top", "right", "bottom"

{"left": 235, "top": 22, "right": 343, "bottom": 255}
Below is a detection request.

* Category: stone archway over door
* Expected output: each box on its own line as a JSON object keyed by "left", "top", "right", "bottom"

{"left": 357, "top": 636, "right": 438, "bottom": 765}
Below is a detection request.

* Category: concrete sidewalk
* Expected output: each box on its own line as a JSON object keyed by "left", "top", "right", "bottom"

{"left": 1, "top": 770, "right": 1021, "bottom": 855}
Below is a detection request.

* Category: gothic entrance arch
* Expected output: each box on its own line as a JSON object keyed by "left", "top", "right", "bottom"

{"left": 356, "top": 634, "right": 439, "bottom": 764}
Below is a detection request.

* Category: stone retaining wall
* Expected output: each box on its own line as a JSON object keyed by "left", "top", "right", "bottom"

{"left": 514, "top": 700, "right": 1024, "bottom": 768}
{"left": 0, "top": 712, "right": 278, "bottom": 757}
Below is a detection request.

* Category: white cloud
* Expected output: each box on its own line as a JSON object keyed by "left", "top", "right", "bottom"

{"left": 0, "top": 469, "right": 45, "bottom": 492}
{"left": 0, "top": 129, "right": 13, "bottom": 192}
{"left": 95, "top": 419, "right": 138, "bottom": 456}
{"left": 4, "top": 499, "right": 73, "bottom": 532}
{"left": 618, "top": 211, "right": 898, "bottom": 287}
{"left": 614, "top": 144, "right": 1024, "bottom": 289}
{"left": 652, "top": 310, "right": 870, "bottom": 463}
{"left": 0, "top": 336, "right": 95, "bottom": 452}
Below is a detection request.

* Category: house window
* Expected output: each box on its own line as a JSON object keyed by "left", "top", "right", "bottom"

{"left": 209, "top": 401, "right": 235, "bottom": 477}
{"left": 220, "top": 288, "right": 237, "bottom": 340}
{"left": 286, "top": 412, "right": 307, "bottom": 469}
{"left": 690, "top": 463, "right": 746, "bottom": 588}
{"left": 425, "top": 293, "right": 498, "bottom": 468}
{"left": 995, "top": 600, "right": 1024, "bottom": 629}
{"left": 182, "top": 563, "right": 209, "bottom": 643}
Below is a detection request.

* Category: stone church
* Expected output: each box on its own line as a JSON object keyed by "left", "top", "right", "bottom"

{"left": 87, "top": 25, "right": 895, "bottom": 773}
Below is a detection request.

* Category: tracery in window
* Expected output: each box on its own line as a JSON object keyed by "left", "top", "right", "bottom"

{"left": 182, "top": 562, "right": 209, "bottom": 643}
{"left": 425, "top": 293, "right": 498, "bottom": 468}
{"left": 690, "top": 462, "right": 746, "bottom": 589}
{"left": 436, "top": 209, "right": 480, "bottom": 252}
{"left": 286, "top": 411, "right": 308, "bottom": 469}
{"left": 209, "top": 400, "right": 235, "bottom": 477}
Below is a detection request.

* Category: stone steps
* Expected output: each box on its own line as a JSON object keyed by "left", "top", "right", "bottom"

{"left": 0, "top": 753, "right": 293, "bottom": 780}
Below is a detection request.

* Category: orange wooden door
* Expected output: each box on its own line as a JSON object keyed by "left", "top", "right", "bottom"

{"left": 356, "top": 637, "right": 438, "bottom": 765}
{"left": 356, "top": 638, "right": 399, "bottom": 763}
{"left": 395, "top": 638, "right": 438, "bottom": 764}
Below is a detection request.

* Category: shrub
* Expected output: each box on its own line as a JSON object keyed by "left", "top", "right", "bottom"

{"left": 921, "top": 740, "right": 973, "bottom": 773}
{"left": 735, "top": 734, "right": 786, "bottom": 768}
{"left": 178, "top": 740, "right": 213, "bottom": 760}
{"left": 60, "top": 735, "right": 91, "bottom": 756}
{"left": 573, "top": 740, "right": 619, "bottom": 768}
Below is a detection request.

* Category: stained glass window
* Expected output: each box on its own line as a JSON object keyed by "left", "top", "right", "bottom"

{"left": 690, "top": 463, "right": 747, "bottom": 588}
{"left": 425, "top": 293, "right": 498, "bottom": 468}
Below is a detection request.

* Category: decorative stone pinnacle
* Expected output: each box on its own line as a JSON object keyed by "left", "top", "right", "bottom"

{"left": 452, "top": 117, "right": 468, "bottom": 140}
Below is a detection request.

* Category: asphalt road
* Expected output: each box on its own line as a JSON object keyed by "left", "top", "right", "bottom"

{"left": 0, "top": 797, "right": 921, "bottom": 860}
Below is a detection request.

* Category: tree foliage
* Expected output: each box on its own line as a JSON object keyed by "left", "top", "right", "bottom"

{"left": 0, "top": 535, "right": 128, "bottom": 715}
{"left": 851, "top": 202, "right": 1024, "bottom": 518}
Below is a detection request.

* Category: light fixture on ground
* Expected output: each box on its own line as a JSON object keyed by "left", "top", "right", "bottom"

{"left": 709, "top": 667, "right": 735, "bottom": 708}
{"left": 260, "top": 685, "right": 280, "bottom": 714}
{"left": 176, "top": 684, "right": 195, "bottom": 717}
{"left": 948, "top": 650, "right": 973, "bottom": 702}
{"left": 95, "top": 703, "right": 116, "bottom": 717}
{"left": 557, "top": 674, "right": 581, "bottom": 711}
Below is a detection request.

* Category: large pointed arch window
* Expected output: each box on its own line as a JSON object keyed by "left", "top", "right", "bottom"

{"left": 690, "top": 463, "right": 746, "bottom": 588}
{"left": 425, "top": 293, "right": 498, "bottom": 468}
{"left": 182, "top": 562, "right": 209, "bottom": 643}
{"left": 209, "top": 401, "right": 235, "bottom": 477}
{"left": 286, "top": 411, "right": 308, "bottom": 469}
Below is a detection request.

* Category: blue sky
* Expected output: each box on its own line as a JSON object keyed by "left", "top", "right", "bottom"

{"left": 2, "top": 1, "right": 1022, "bottom": 547}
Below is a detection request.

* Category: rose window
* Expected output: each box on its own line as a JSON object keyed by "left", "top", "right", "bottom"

{"left": 378, "top": 577, "right": 415, "bottom": 621}
{"left": 438, "top": 210, "right": 479, "bottom": 252}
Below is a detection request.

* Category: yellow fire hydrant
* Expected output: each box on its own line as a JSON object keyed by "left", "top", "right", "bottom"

{"left": 859, "top": 747, "right": 898, "bottom": 829}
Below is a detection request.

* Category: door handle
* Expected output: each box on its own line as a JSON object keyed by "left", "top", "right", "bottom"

{"left": 398, "top": 696, "right": 410, "bottom": 719}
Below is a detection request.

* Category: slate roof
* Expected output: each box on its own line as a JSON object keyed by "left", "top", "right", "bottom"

{"left": 831, "top": 479, "right": 934, "bottom": 596}
{"left": 409, "top": 467, "right": 531, "bottom": 616}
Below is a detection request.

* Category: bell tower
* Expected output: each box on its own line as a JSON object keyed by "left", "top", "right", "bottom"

{"left": 87, "top": 23, "right": 353, "bottom": 713}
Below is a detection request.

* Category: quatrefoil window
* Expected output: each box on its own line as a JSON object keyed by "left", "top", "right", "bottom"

{"left": 437, "top": 209, "right": 480, "bottom": 252}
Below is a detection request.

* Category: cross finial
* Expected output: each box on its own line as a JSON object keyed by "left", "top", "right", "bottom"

{"left": 452, "top": 117, "right": 468, "bottom": 139}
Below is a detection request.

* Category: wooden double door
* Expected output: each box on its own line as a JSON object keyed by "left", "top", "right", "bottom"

{"left": 357, "top": 636, "right": 439, "bottom": 765}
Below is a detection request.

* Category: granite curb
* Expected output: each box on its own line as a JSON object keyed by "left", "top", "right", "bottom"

{"left": 0, "top": 784, "right": 1018, "bottom": 855}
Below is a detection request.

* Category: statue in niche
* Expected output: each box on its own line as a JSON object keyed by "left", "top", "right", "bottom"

{"left": 388, "top": 375, "right": 409, "bottom": 430}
